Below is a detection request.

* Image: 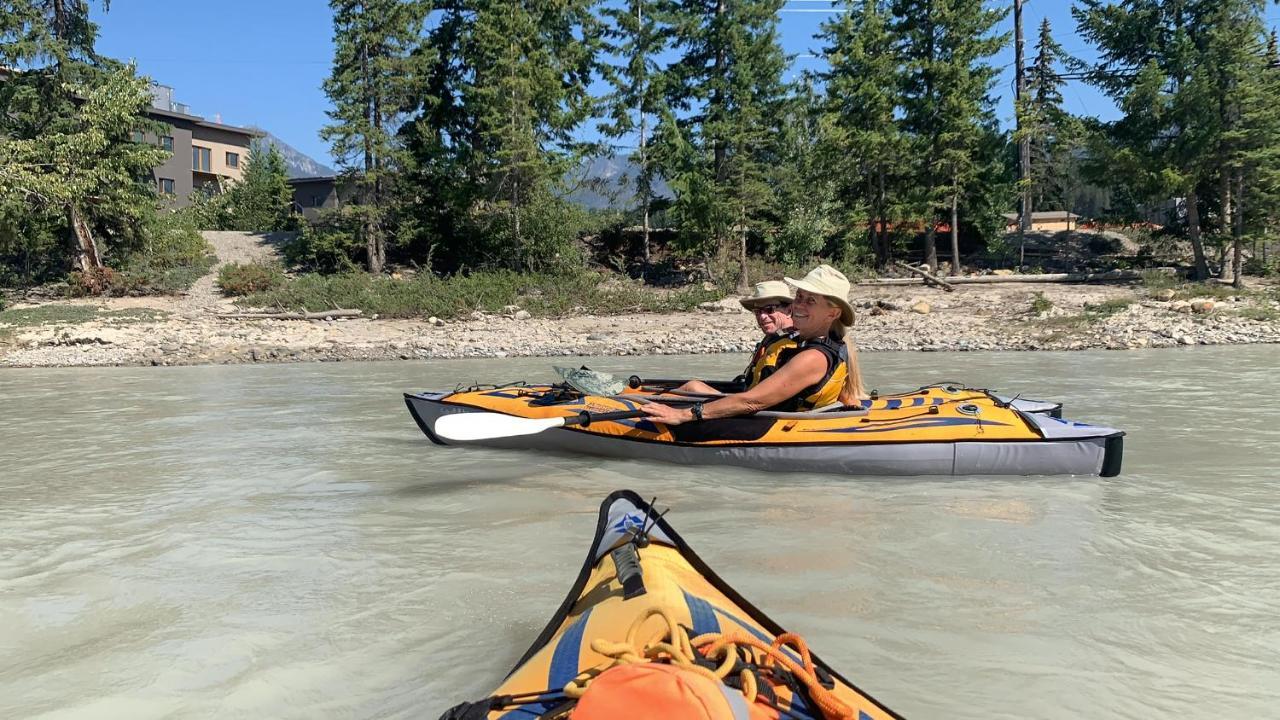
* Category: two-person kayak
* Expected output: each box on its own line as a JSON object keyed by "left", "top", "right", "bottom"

{"left": 435, "top": 490, "right": 903, "bottom": 720}
{"left": 404, "top": 380, "right": 1123, "bottom": 477}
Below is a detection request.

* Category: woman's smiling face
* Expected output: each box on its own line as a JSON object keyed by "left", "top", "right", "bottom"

{"left": 789, "top": 289, "right": 840, "bottom": 337}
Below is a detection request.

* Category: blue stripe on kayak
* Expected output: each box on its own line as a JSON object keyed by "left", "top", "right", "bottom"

{"left": 548, "top": 608, "right": 593, "bottom": 690}
{"left": 683, "top": 589, "right": 721, "bottom": 635}
{"left": 804, "top": 417, "right": 1012, "bottom": 434}
{"left": 885, "top": 398, "right": 902, "bottom": 409}
{"left": 861, "top": 712, "right": 875, "bottom": 720}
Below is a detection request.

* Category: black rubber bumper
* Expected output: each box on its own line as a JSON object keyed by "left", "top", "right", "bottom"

{"left": 1100, "top": 433, "right": 1125, "bottom": 477}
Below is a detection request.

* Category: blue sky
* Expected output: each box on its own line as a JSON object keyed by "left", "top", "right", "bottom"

{"left": 91, "top": 2, "right": 1280, "bottom": 169}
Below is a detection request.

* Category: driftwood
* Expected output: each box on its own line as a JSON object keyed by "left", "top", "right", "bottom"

{"left": 859, "top": 269, "right": 1169, "bottom": 287}
{"left": 216, "top": 309, "right": 364, "bottom": 320}
{"left": 891, "top": 261, "right": 956, "bottom": 291}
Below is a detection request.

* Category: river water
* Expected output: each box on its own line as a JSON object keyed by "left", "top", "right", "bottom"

{"left": 2, "top": 347, "right": 1278, "bottom": 719}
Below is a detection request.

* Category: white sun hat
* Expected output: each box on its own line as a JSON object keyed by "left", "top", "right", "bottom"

{"left": 784, "top": 264, "right": 855, "bottom": 327}
{"left": 738, "top": 280, "right": 795, "bottom": 310}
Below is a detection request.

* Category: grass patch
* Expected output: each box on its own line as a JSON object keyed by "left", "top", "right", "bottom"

{"left": 241, "top": 270, "right": 724, "bottom": 319}
{"left": 1082, "top": 298, "right": 1133, "bottom": 317}
{"left": 1235, "top": 306, "right": 1280, "bottom": 322}
{"left": 0, "top": 305, "right": 169, "bottom": 341}
{"left": 1168, "top": 282, "right": 1242, "bottom": 302}
{"left": 1140, "top": 269, "right": 1180, "bottom": 291}
{"left": 1030, "top": 291, "right": 1053, "bottom": 314}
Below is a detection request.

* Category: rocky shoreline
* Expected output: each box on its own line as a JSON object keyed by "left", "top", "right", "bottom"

{"left": 3, "top": 280, "right": 1277, "bottom": 368}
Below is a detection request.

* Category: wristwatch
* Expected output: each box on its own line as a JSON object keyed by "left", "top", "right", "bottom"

{"left": 690, "top": 402, "right": 705, "bottom": 422}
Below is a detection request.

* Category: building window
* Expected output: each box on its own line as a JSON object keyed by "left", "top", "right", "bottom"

{"left": 226, "top": 152, "right": 239, "bottom": 169}
{"left": 159, "top": 178, "right": 175, "bottom": 195}
{"left": 161, "top": 136, "right": 174, "bottom": 151}
{"left": 131, "top": 130, "right": 145, "bottom": 143}
{"left": 192, "top": 146, "right": 211, "bottom": 172}
{"left": 311, "top": 194, "right": 325, "bottom": 208}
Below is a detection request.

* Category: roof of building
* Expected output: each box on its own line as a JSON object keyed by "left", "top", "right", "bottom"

{"left": 1001, "top": 211, "right": 1081, "bottom": 221}
{"left": 287, "top": 175, "right": 339, "bottom": 184}
{"left": 146, "top": 106, "right": 264, "bottom": 137}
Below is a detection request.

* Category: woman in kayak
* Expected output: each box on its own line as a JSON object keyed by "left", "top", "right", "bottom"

{"left": 643, "top": 264, "right": 867, "bottom": 425}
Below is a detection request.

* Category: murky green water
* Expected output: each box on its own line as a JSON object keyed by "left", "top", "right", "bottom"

{"left": 2, "top": 347, "right": 1278, "bottom": 719}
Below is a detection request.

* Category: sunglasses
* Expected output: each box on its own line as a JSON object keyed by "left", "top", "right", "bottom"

{"left": 754, "top": 303, "right": 790, "bottom": 314}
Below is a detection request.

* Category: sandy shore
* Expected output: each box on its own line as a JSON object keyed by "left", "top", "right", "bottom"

{"left": 2, "top": 231, "right": 1278, "bottom": 368}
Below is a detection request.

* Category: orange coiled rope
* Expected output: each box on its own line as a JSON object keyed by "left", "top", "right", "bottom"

{"left": 563, "top": 606, "right": 853, "bottom": 720}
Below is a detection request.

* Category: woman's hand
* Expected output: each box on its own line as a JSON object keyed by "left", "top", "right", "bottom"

{"left": 641, "top": 402, "right": 693, "bottom": 426}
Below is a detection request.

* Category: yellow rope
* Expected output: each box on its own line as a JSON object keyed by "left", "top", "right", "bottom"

{"left": 562, "top": 606, "right": 853, "bottom": 720}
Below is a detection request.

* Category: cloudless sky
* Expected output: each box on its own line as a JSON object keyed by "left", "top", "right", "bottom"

{"left": 91, "top": 1, "right": 1280, "bottom": 170}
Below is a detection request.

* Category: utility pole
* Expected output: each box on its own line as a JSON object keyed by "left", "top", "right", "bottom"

{"left": 1014, "top": 0, "right": 1030, "bottom": 266}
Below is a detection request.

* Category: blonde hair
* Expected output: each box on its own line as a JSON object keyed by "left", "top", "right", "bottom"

{"left": 831, "top": 317, "right": 866, "bottom": 405}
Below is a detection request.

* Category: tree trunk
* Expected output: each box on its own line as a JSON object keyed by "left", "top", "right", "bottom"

{"left": 638, "top": 0, "right": 650, "bottom": 269}
{"left": 876, "top": 163, "right": 890, "bottom": 267}
{"left": 67, "top": 204, "right": 102, "bottom": 271}
{"left": 1014, "top": 0, "right": 1031, "bottom": 235}
{"left": 737, "top": 210, "right": 749, "bottom": 293}
{"left": 923, "top": 223, "right": 938, "bottom": 273}
{"left": 950, "top": 189, "right": 961, "bottom": 274}
{"left": 1185, "top": 191, "right": 1209, "bottom": 280}
{"left": 1233, "top": 169, "right": 1244, "bottom": 288}
{"left": 1219, "top": 171, "right": 1233, "bottom": 279}
{"left": 361, "top": 40, "right": 383, "bottom": 275}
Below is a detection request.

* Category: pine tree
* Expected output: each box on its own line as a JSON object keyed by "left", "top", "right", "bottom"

{"left": 817, "top": 0, "right": 904, "bottom": 268}
{"left": 321, "top": 0, "right": 429, "bottom": 274}
{"left": 1021, "top": 18, "right": 1083, "bottom": 214}
{"left": 657, "top": 0, "right": 789, "bottom": 290}
{"left": 1073, "top": 0, "right": 1271, "bottom": 280}
{"left": 223, "top": 142, "right": 294, "bottom": 232}
{"left": 600, "top": 0, "right": 666, "bottom": 266}
{"left": 404, "top": 0, "right": 601, "bottom": 272}
{"left": 1233, "top": 26, "right": 1280, "bottom": 281}
{"left": 890, "top": 0, "right": 1007, "bottom": 272}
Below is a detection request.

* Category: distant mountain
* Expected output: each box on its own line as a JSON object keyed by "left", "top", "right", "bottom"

{"left": 249, "top": 129, "right": 336, "bottom": 179}
{"left": 565, "top": 154, "right": 672, "bottom": 210}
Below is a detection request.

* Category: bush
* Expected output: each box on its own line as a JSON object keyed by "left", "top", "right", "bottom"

{"left": 240, "top": 269, "right": 721, "bottom": 320}
{"left": 283, "top": 209, "right": 365, "bottom": 273}
{"left": 217, "top": 262, "right": 285, "bottom": 296}
{"left": 769, "top": 204, "right": 835, "bottom": 265}
{"left": 1031, "top": 291, "right": 1053, "bottom": 314}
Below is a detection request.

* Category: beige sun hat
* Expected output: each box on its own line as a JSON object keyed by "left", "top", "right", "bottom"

{"left": 784, "top": 264, "right": 856, "bottom": 327}
{"left": 739, "top": 280, "right": 795, "bottom": 310}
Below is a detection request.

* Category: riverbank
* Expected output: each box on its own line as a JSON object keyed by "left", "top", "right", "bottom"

{"left": 3, "top": 277, "right": 1278, "bottom": 367}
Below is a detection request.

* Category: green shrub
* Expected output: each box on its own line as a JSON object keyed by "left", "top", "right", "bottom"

{"left": 283, "top": 209, "right": 365, "bottom": 273}
{"left": 217, "top": 262, "right": 285, "bottom": 296}
{"left": 1031, "top": 291, "right": 1053, "bottom": 313}
{"left": 1083, "top": 298, "right": 1132, "bottom": 316}
{"left": 240, "top": 270, "right": 722, "bottom": 319}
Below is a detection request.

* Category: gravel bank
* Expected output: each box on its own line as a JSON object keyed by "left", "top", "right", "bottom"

{"left": 3, "top": 281, "right": 1277, "bottom": 368}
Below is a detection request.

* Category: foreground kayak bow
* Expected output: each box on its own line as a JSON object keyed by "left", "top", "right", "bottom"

{"left": 436, "top": 491, "right": 904, "bottom": 720}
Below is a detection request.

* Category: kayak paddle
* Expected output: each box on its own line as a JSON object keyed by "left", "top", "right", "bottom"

{"left": 434, "top": 409, "right": 651, "bottom": 442}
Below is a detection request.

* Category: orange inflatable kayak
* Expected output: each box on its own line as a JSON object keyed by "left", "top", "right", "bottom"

{"left": 435, "top": 491, "right": 905, "bottom": 720}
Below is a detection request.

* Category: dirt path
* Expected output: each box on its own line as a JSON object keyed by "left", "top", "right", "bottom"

{"left": 182, "top": 231, "right": 287, "bottom": 313}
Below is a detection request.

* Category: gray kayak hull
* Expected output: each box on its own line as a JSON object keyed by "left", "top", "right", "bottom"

{"left": 404, "top": 392, "right": 1123, "bottom": 477}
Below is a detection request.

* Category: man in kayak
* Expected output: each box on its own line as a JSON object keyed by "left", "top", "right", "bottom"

{"left": 674, "top": 280, "right": 796, "bottom": 395}
{"left": 643, "top": 264, "right": 867, "bottom": 423}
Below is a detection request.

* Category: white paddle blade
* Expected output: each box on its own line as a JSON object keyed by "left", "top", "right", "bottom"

{"left": 434, "top": 412, "right": 568, "bottom": 442}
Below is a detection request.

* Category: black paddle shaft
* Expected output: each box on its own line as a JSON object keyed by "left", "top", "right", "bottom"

{"left": 565, "top": 409, "right": 650, "bottom": 428}
{"left": 627, "top": 375, "right": 744, "bottom": 392}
